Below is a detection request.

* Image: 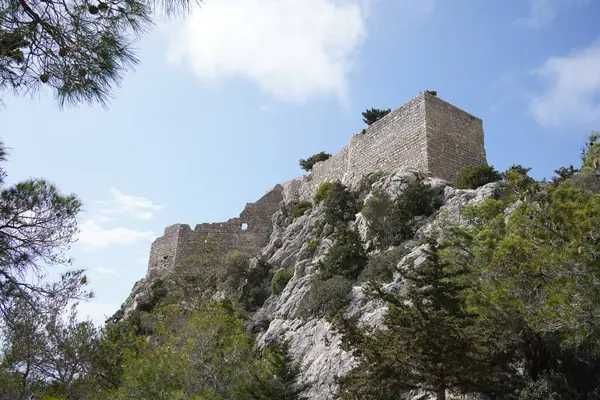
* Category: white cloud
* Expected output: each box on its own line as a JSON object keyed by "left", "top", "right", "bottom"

{"left": 77, "top": 220, "right": 156, "bottom": 249}
{"left": 101, "top": 187, "right": 163, "bottom": 221}
{"left": 517, "top": 0, "right": 589, "bottom": 29}
{"left": 75, "top": 188, "right": 162, "bottom": 251}
{"left": 165, "top": 0, "right": 368, "bottom": 102}
{"left": 530, "top": 40, "right": 600, "bottom": 128}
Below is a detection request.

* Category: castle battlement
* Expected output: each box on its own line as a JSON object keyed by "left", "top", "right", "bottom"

{"left": 145, "top": 92, "right": 487, "bottom": 279}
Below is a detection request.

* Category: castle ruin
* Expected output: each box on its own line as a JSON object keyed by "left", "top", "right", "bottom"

{"left": 145, "top": 91, "right": 487, "bottom": 280}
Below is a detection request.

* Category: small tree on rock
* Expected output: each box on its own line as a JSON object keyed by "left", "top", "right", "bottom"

{"left": 299, "top": 152, "right": 331, "bottom": 172}
{"left": 361, "top": 108, "right": 391, "bottom": 126}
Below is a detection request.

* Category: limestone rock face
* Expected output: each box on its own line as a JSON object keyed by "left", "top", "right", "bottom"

{"left": 254, "top": 171, "right": 500, "bottom": 399}
{"left": 114, "top": 169, "right": 502, "bottom": 399}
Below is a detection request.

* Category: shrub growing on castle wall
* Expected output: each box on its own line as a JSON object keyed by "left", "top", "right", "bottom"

{"left": 453, "top": 164, "right": 502, "bottom": 189}
{"left": 299, "top": 151, "right": 332, "bottom": 172}
{"left": 271, "top": 268, "right": 294, "bottom": 295}
{"left": 291, "top": 200, "right": 312, "bottom": 219}
{"left": 361, "top": 108, "right": 391, "bottom": 126}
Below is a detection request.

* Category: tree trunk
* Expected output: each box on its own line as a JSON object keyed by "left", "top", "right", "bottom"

{"left": 436, "top": 386, "right": 446, "bottom": 400}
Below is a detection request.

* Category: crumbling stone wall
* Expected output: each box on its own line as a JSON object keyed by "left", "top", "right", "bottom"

{"left": 146, "top": 92, "right": 488, "bottom": 280}
{"left": 146, "top": 185, "right": 283, "bottom": 280}
{"left": 282, "top": 91, "right": 487, "bottom": 202}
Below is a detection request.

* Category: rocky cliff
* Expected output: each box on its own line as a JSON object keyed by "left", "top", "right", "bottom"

{"left": 114, "top": 167, "right": 500, "bottom": 399}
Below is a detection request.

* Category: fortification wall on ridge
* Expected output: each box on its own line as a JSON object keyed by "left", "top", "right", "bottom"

{"left": 282, "top": 92, "right": 487, "bottom": 202}
{"left": 146, "top": 185, "right": 283, "bottom": 280}
{"left": 146, "top": 92, "right": 488, "bottom": 280}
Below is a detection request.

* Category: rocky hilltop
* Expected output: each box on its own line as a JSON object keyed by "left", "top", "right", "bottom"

{"left": 114, "top": 167, "right": 500, "bottom": 399}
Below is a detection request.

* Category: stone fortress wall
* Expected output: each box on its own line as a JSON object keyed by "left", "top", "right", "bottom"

{"left": 282, "top": 91, "right": 487, "bottom": 201}
{"left": 146, "top": 185, "right": 283, "bottom": 280}
{"left": 145, "top": 91, "right": 487, "bottom": 279}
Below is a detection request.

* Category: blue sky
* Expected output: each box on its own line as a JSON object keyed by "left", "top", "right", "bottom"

{"left": 2, "top": 0, "right": 600, "bottom": 325}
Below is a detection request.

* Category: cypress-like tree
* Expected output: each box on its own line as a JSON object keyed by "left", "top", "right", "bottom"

{"left": 339, "top": 237, "right": 505, "bottom": 400}
{"left": 241, "top": 341, "right": 307, "bottom": 400}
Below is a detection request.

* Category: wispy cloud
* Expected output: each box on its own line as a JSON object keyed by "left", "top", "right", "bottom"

{"left": 516, "top": 0, "right": 590, "bottom": 29}
{"left": 77, "top": 220, "right": 156, "bottom": 249}
{"left": 100, "top": 187, "right": 163, "bottom": 221}
{"left": 165, "top": 0, "right": 368, "bottom": 102}
{"left": 76, "top": 188, "right": 162, "bottom": 250}
{"left": 529, "top": 40, "right": 600, "bottom": 128}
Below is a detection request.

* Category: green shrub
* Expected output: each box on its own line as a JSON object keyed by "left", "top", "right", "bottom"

{"left": 361, "top": 188, "right": 392, "bottom": 232}
{"left": 240, "top": 257, "right": 272, "bottom": 311}
{"left": 361, "top": 181, "right": 443, "bottom": 248}
{"left": 314, "top": 181, "right": 333, "bottom": 203}
{"left": 271, "top": 268, "right": 294, "bottom": 295}
{"left": 358, "top": 246, "right": 408, "bottom": 284}
{"left": 219, "top": 250, "right": 250, "bottom": 290}
{"left": 396, "top": 180, "right": 444, "bottom": 217}
{"left": 518, "top": 374, "right": 578, "bottom": 400}
{"left": 551, "top": 165, "right": 579, "bottom": 185}
{"left": 453, "top": 164, "right": 502, "bottom": 189}
{"left": 299, "top": 151, "right": 331, "bottom": 172}
{"left": 358, "top": 171, "right": 385, "bottom": 195}
{"left": 297, "top": 275, "right": 353, "bottom": 319}
{"left": 317, "top": 229, "right": 367, "bottom": 280}
{"left": 361, "top": 108, "right": 391, "bottom": 126}
{"left": 307, "top": 238, "right": 319, "bottom": 253}
{"left": 138, "top": 279, "right": 168, "bottom": 312}
{"left": 291, "top": 200, "right": 312, "bottom": 219}
{"left": 323, "top": 181, "right": 359, "bottom": 227}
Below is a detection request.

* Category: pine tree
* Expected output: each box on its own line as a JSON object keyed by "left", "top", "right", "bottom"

{"left": 1, "top": 0, "right": 195, "bottom": 107}
{"left": 241, "top": 341, "right": 307, "bottom": 400}
{"left": 361, "top": 108, "right": 391, "bottom": 126}
{"left": 339, "top": 237, "right": 505, "bottom": 400}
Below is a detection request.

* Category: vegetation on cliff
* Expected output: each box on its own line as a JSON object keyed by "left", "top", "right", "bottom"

{"left": 2, "top": 134, "right": 600, "bottom": 399}
{"left": 299, "top": 151, "right": 331, "bottom": 172}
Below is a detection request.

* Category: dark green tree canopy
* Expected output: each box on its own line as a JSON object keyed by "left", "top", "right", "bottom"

{"left": 0, "top": 0, "right": 199, "bottom": 107}
{"left": 299, "top": 151, "right": 331, "bottom": 172}
{"left": 361, "top": 108, "right": 391, "bottom": 126}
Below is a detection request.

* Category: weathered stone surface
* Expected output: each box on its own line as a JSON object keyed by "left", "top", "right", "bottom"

{"left": 254, "top": 175, "right": 503, "bottom": 399}
{"left": 122, "top": 92, "right": 497, "bottom": 399}
{"left": 282, "top": 92, "right": 487, "bottom": 202}
{"left": 146, "top": 185, "right": 283, "bottom": 280}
